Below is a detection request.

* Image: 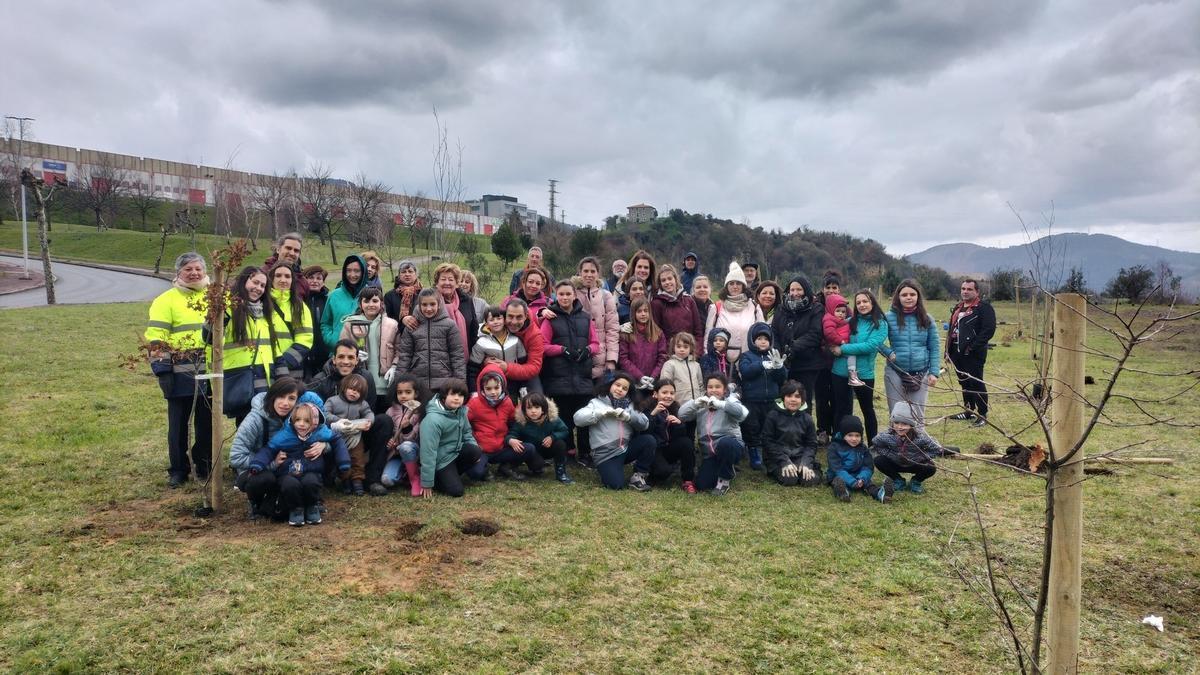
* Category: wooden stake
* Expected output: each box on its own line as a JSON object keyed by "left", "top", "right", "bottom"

{"left": 1047, "top": 293, "right": 1086, "bottom": 674}
{"left": 952, "top": 454, "right": 1172, "bottom": 465}
{"left": 1014, "top": 280, "right": 1023, "bottom": 337}
{"left": 209, "top": 265, "right": 226, "bottom": 512}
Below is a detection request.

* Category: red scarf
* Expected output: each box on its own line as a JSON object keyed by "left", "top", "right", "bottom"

{"left": 442, "top": 290, "right": 469, "bottom": 359}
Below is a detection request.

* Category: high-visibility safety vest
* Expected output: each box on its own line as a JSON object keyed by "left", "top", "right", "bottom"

{"left": 222, "top": 307, "right": 278, "bottom": 389}
{"left": 145, "top": 286, "right": 209, "bottom": 398}
{"left": 269, "top": 288, "right": 314, "bottom": 376}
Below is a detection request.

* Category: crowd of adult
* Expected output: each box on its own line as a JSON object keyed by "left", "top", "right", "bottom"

{"left": 145, "top": 233, "right": 995, "bottom": 521}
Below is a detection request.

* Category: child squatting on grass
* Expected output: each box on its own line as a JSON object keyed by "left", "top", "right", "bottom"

{"left": 418, "top": 379, "right": 484, "bottom": 498}
{"left": 382, "top": 374, "right": 424, "bottom": 497}
{"left": 678, "top": 372, "right": 748, "bottom": 496}
{"left": 573, "top": 372, "right": 656, "bottom": 491}
{"left": 506, "top": 392, "right": 574, "bottom": 484}
{"left": 761, "top": 380, "right": 822, "bottom": 487}
{"left": 871, "top": 401, "right": 945, "bottom": 495}
{"left": 324, "top": 373, "right": 375, "bottom": 497}
{"left": 826, "top": 415, "right": 893, "bottom": 504}
{"left": 249, "top": 402, "right": 351, "bottom": 526}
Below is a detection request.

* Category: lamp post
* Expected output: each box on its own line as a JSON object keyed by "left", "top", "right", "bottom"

{"left": 5, "top": 116, "right": 35, "bottom": 278}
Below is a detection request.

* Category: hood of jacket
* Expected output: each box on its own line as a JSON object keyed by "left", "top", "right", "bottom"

{"left": 337, "top": 254, "right": 368, "bottom": 297}
{"left": 773, "top": 397, "right": 809, "bottom": 414}
{"left": 779, "top": 275, "right": 816, "bottom": 315}
{"left": 474, "top": 362, "right": 509, "bottom": 399}
{"left": 823, "top": 292, "right": 848, "bottom": 315}
{"left": 706, "top": 326, "right": 731, "bottom": 354}
{"left": 424, "top": 394, "right": 466, "bottom": 422}
{"left": 514, "top": 398, "right": 560, "bottom": 424}
{"left": 748, "top": 321, "right": 774, "bottom": 350}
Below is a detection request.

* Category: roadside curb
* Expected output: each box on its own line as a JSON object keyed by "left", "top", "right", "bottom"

{"left": 0, "top": 249, "right": 173, "bottom": 281}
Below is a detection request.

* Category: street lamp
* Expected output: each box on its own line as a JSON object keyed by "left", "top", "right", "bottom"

{"left": 5, "top": 116, "right": 35, "bottom": 279}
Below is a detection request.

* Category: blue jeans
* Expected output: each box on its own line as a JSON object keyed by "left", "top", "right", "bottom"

{"left": 596, "top": 433, "right": 656, "bottom": 489}
{"left": 381, "top": 441, "right": 419, "bottom": 487}
{"left": 695, "top": 436, "right": 743, "bottom": 490}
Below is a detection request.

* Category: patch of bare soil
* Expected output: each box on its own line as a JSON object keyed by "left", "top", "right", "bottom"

{"left": 1093, "top": 553, "right": 1200, "bottom": 639}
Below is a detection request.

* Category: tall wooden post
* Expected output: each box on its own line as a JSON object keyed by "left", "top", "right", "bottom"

{"left": 209, "top": 265, "right": 226, "bottom": 512}
{"left": 1014, "top": 280, "right": 1023, "bottom": 337}
{"left": 1030, "top": 289, "right": 1039, "bottom": 360}
{"left": 1047, "top": 293, "right": 1086, "bottom": 673}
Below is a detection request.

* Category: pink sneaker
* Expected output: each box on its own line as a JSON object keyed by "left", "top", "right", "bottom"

{"left": 681, "top": 480, "right": 697, "bottom": 494}
{"left": 848, "top": 372, "right": 865, "bottom": 387}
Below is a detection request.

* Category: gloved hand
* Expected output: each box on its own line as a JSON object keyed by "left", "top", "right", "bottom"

{"left": 384, "top": 366, "right": 397, "bottom": 385}
{"left": 403, "top": 399, "right": 421, "bottom": 411}
{"left": 619, "top": 322, "right": 633, "bottom": 334}
{"left": 799, "top": 465, "right": 815, "bottom": 481}
{"left": 765, "top": 348, "right": 785, "bottom": 370}
{"left": 575, "top": 346, "right": 592, "bottom": 363}
{"left": 638, "top": 375, "right": 655, "bottom": 390}
{"left": 692, "top": 396, "right": 711, "bottom": 408}
{"left": 781, "top": 463, "right": 799, "bottom": 479}
{"left": 562, "top": 348, "right": 576, "bottom": 362}
{"left": 605, "top": 407, "right": 624, "bottom": 418}
{"left": 617, "top": 408, "right": 632, "bottom": 422}
{"left": 357, "top": 349, "right": 369, "bottom": 363}
{"left": 332, "top": 419, "right": 355, "bottom": 433}
{"left": 710, "top": 398, "right": 727, "bottom": 410}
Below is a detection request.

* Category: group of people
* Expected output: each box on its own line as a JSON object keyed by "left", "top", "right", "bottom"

{"left": 144, "top": 234, "right": 996, "bottom": 526}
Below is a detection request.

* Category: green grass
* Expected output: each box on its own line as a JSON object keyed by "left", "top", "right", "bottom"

{"left": 0, "top": 301, "right": 1195, "bottom": 672}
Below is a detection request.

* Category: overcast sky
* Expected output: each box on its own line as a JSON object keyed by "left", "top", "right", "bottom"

{"left": 5, "top": 0, "right": 1198, "bottom": 254}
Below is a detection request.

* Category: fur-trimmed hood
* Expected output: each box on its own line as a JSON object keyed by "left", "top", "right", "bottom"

{"left": 514, "top": 398, "right": 560, "bottom": 424}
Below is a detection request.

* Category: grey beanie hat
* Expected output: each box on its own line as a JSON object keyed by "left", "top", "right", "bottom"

{"left": 174, "top": 252, "right": 206, "bottom": 273}
{"left": 890, "top": 401, "right": 918, "bottom": 427}
{"left": 397, "top": 259, "right": 417, "bottom": 272}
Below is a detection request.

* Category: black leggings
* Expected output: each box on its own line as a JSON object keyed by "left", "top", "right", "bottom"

{"left": 831, "top": 374, "right": 878, "bottom": 443}
{"left": 651, "top": 434, "right": 697, "bottom": 482}
{"left": 434, "top": 444, "right": 484, "bottom": 497}
{"left": 874, "top": 455, "right": 937, "bottom": 482}
{"left": 814, "top": 369, "right": 835, "bottom": 435}
{"left": 166, "top": 394, "right": 212, "bottom": 478}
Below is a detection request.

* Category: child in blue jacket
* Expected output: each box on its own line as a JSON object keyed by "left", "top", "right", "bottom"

{"left": 250, "top": 402, "right": 351, "bottom": 526}
{"left": 736, "top": 322, "right": 786, "bottom": 470}
{"left": 825, "top": 415, "right": 893, "bottom": 503}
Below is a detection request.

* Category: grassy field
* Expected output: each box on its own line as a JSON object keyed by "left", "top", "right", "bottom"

{"left": 0, "top": 300, "right": 1196, "bottom": 672}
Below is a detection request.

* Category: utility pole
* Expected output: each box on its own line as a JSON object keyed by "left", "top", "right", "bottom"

{"left": 546, "top": 179, "right": 558, "bottom": 237}
{"left": 5, "top": 116, "right": 35, "bottom": 279}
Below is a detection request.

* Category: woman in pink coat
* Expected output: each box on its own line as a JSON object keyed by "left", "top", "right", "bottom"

{"left": 704, "top": 261, "right": 765, "bottom": 367}
{"left": 576, "top": 256, "right": 619, "bottom": 380}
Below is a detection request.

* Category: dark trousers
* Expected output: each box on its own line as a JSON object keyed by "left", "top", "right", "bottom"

{"left": 831, "top": 375, "right": 878, "bottom": 443}
{"left": 244, "top": 470, "right": 282, "bottom": 518}
{"left": 651, "top": 433, "right": 697, "bottom": 482}
{"left": 553, "top": 394, "right": 592, "bottom": 454}
{"left": 814, "top": 369, "right": 835, "bottom": 435}
{"left": 740, "top": 400, "right": 772, "bottom": 449}
{"left": 363, "top": 414, "right": 395, "bottom": 486}
{"left": 476, "top": 443, "right": 549, "bottom": 475}
{"left": 874, "top": 455, "right": 937, "bottom": 482}
{"left": 596, "top": 433, "right": 656, "bottom": 489}
{"left": 949, "top": 351, "right": 989, "bottom": 417}
{"left": 770, "top": 461, "right": 823, "bottom": 487}
{"left": 695, "top": 436, "right": 743, "bottom": 490}
{"left": 279, "top": 472, "right": 323, "bottom": 510}
{"left": 434, "top": 443, "right": 484, "bottom": 498}
{"left": 534, "top": 438, "right": 567, "bottom": 463}
{"left": 166, "top": 395, "right": 212, "bottom": 478}
{"left": 788, "top": 369, "right": 820, "bottom": 417}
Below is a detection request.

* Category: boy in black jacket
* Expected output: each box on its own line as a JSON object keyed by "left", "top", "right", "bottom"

{"left": 761, "top": 381, "right": 822, "bottom": 486}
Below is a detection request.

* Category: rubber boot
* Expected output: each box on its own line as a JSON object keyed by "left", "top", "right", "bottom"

{"left": 555, "top": 458, "right": 574, "bottom": 484}
{"left": 405, "top": 461, "right": 422, "bottom": 497}
{"left": 748, "top": 446, "right": 764, "bottom": 471}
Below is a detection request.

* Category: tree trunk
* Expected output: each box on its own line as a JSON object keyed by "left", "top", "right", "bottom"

{"left": 209, "top": 266, "right": 226, "bottom": 512}
{"left": 327, "top": 223, "right": 338, "bottom": 264}
{"left": 30, "top": 187, "right": 56, "bottom": 304}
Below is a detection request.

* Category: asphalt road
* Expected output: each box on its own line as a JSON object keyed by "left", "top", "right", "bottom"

{"left": 0, "top": 255, "right": 170, "bottom": 309}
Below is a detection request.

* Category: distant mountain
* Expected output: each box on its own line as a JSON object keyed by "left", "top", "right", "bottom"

{"left": 908, "top": 234, "right": 1200, "bottom": 295}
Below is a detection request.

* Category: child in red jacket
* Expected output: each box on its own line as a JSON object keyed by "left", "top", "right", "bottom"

{"left": 822, "top": 293, "right": 862, "bottom": 386}
{"left": 467, "top": 363, "right": 536, "bottom": 480}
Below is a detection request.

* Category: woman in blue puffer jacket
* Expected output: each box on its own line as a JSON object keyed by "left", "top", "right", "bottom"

{"left": 881, "top": 279, "right": 940, "bottom": 430}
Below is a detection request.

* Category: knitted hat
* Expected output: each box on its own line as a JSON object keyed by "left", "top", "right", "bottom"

{"left": 724, "top": 261, "right": 747, "bottom": 288}
{"left": 742, "top": 262, "right": 759, "bottom": 270}
{"left": 838, "top": 415, "right": 864, "bottom": 436}
{"left": 890, "top": 402, "right": 918, "bottom": 427}
{"left": 397, "top": 259, "right": 417, "bottom": 272}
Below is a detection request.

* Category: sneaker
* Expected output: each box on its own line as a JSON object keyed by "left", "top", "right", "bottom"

{"left": 305, "top": 505, "right": 322, "bottom": 524}
{"left": 167, "top": 473, "right": 186, "bottom": 489}
{"left": 288, "top": 508, "right": 305, "bottom": 527}
{"left": 711, "top": 479, "right": 731, "bottom": 496}
{"left": 748, "top": 447, "right": 764, "bottom": 471}
{"left": 909, "top": 480, "right": 926, "bottom": 495}
{"left": 971, "top": 417, "right": 988, "bottom": 428}
{"left": 352, "top": 480, "right": 365, "bottom": 496}
{"left": 878, "top": 478, "right": 895, "bottom": 503}
{"left": 950, "top": 412, "right": 976, "bottom": 421}
{"left": 628, "top": 472, "right": 651, "bottom": 492}
{"left": 497, "top": 464, "right": 526, "bottom": 481}
{"left": 893, "top": 477, "right": 908, "bottom": 492}
{"left": 848, "top": 373, "right": 865, "bottom": 387}
{"left": 368, "top": 482, "right": 388, "bottom": 497}
{"left": 831, "top": 477, "right": 851, "bottom": 502}
{"left": 317, "top": 501, "right": 328, "bottom": 514}
{"left": 555, "top": 463, "right": 574, "bottom": 485}
{"left": 681, "top": 480, "right": 697, "bottom": 494}
{"left": 575, "top": 453, "right": 594, "bottom": 469}
{"left": 246, "top": 502, "right": 262, "bottom": 521}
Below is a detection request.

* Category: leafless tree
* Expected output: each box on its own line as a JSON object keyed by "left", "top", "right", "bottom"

{"left": 431, "top": 108, "right": 466, "bottom": 254}
{"left": 127, "top": 179, "right": 159, "bottom": 230}
{"left": 74, "top": 157, "right": 130, "bottom": 230}
{"left": 397, "top": 189, "right": 433, "bottom": 253}
{"left": 18, "top": 169, "right": 64, "bottom": 303}
{"left": 296, "top": 162, "right": 346, "bottom": 264}
{"left": 248, "top": 170, "right": 294, "bottom": 240}
{"left": 345, "top": 172, "right": 391, "bottom": 246}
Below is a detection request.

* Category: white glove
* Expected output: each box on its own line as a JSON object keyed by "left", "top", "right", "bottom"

{"left": 357, "top": 349, "right": 369, "bottom": 363}
{"left": 799, "top": 465, "right": 815, "bottom": 481}
{"left": 403, "top": 399, "right": 421, "bottom": 411}
{"left": 617, "top": 409, "right": 632, "bottom": 422}
{"left": 709, "top": 398, "right": 726, "bottom": 411}
{"left": 519, "top": 387, "right": 529, "bottom": 399}
{"left": 781, "top": 463, "right": 799, "bottom": 478}
{"left": 765, "top": 348, "right": 785, "bottom": 370}
{"left": 638, "top": 375, "right": 655, "bottom": 390}
{"left": 605, "top": 407, "right": 623, "bottom": 418}
{"left": 619, "top": 322, "right": 633, "bottom": 334}
{"left": 693, "top": 396, "right": 711, "bottom": 408}
{"left": 333, "top": 419, "right": 355, "bottom": 433}
{"left": 384, "top": 366, "right": 397, "bottom": 385}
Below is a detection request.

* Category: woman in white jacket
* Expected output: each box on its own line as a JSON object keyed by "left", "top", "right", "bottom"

{"left": 704, "top": 261, "right": 765, "bottom": 369}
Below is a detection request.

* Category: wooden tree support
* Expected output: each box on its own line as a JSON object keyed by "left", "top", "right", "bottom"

{"left": 209, "top": 265, "right": 226, "bottom": 512}
{"left": 951, "top": 454, "right": 1173, "bottom": 465}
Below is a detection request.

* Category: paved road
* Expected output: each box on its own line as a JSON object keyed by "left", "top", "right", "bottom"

{"left": 0, "top": 255, "right": 170, "bottom": 309}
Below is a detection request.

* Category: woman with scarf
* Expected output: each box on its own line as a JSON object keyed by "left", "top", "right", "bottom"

{"left": 703, "top": 261, "right": 764, "bottom": 368}
{"left": 320, "top": 254, "right": 368, "bottom": 349}
{"left": 504, "top": 266, "right": 553, "bottom": 325}
{"left": 217, "top": 265, "right": 281, "bottom": 425}
{"left": 651, "top": 264, "right": 705, "bottom": 355}
{"left": 771, "top": 275, "right": 825, "bottom": 409}
{"left": 383, "top": 259, "right": 422, "bottom": 326}
{"left": 145, "top": 252, "right": 213, "bottom": 488}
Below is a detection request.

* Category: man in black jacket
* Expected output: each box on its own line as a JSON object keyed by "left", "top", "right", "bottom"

{"left": 309, "top": 340, "right": 396, "bottom": 494}
{"left": 946, "top": 279, "right": 996, "bottom": 427}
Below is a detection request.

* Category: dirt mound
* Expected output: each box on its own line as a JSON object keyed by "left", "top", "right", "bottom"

{"left": 395, "top": 519, "right": 425, "bottom": 541}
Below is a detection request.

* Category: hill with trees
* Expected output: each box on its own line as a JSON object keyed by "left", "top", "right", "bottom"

{"left": 541, "top": 209, "right": 958, "bottom": 299}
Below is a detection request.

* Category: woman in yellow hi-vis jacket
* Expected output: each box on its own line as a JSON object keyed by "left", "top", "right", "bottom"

{"left": 267, "top": 260, "right": 314, "bottom": 381}
{"left": 145, "top": 253, "right": 213, "bottom": 488}
{"left": 214, "top": 266, "right": 282, "bottom": 425}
